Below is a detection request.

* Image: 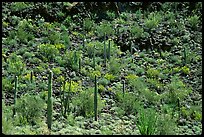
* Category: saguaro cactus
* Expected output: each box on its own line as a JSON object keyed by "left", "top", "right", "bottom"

{"left": 47, "top": 70, "right": 53, "bottom": 130}
{"left": 13, "top": 75, "right": 18, "bottom": 117}
{"left": 64, "top": 78, "right": 71, "bottom": 117}
{"left": 93, "top": 45, "right": 96, "bottom": 70}
{"left": 94, "top": 75, "right": 98, "bottom": 121}
{"left": 30, "top": 71, "right": 33, "bottom": 83}
{"left": 104, "top": 33, "right": 107, "bottom": 67}
{"left": 79, "top": 57, "right": 81, "bottom": 73}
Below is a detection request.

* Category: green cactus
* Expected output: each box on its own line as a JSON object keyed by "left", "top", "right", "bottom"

{"left": 122, "top": 80, "right": 125, "bottom": 98}
{"left": 13, "top": 75, "right": 18, "bottom": 117}
{"left": 47, "top": 70, "right": 53, "bottom": 130}
{"left": 130, "top": 42, "right": 133, "bottom": 55}
{"left": 94, "top": 75, "right": 98, "bottom": 121}
{"left": 93, "top": 45, "right": 96, "bottom": 70}
{"left": 108, "top": 39, "right": 111, "bottom": 60}
{"left": 79, "top": 57, "right": 81, "bottom": 73}
{"left": 158, "top": 45, "right": 162, "bottom": 57}
{"left": 30, "top": 71, "right": 33, "bottom": 83}
{"left": 104, "top": 33, "right": 107, "bottom": 67}
{"left": 64, "top": 78, "right": 71, "bottom": 117}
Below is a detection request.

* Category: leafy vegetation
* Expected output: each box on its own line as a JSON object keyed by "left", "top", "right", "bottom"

{"left": 2, "top": 2, "right": 202, "bottom": 135}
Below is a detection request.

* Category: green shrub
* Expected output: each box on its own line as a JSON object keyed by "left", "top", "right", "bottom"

{"left": 15, "top": 93, "right": 46, "bottom": 125}
{"left": 84, "top": 18, "right": 95, "bottom": 32}
{"left": 137, "top": 108, "right": 158, "bottom": 135}
{"left": 115, "top": 92, "right": 141, "bottom": 115}
{"left": 2, "top": 102, "right": 14, "bottom": 134}
{"left": 109, "top": 58, "right": 120, "bottom": 75}
{"left": 163, "top": 76, "right": 192, "bottom": 105}
{"left": 38, "top": 43, "right": 60, "bottom": 62}
{"left": 7, "top": 53, "right": 26, "bottom": 76}
{"left": 188, "top": 15, "right": 200, "bottom": 30}
{"left": 96, "top": 22, "right": 114, "bottom": 37}
{"left": 72, "top": 87, "right": 105, "bottom": 118}
{"left": 144, "top": 12, "right": 162, "bottom": 30}
{"left": 159, "top": 113, "right": 178, "bottom": 135}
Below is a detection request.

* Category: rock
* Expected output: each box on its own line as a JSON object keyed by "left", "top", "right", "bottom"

{"left": 70, "top": 71, "right": 76, "bottom": 78}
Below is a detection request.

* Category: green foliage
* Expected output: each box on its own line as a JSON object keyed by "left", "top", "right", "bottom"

{"left": 7, "top": 53, "right": 26, "bottom": 76}
{"left": 104, "top": 73, "right": 116, "bottom": 81}
{"left": 10, "top": 2, "right": 30, "bottom": 12}
{"left": 181, "top": 66, "right": 190, "bottom": 75}
{"left": 2, "top": 102, "right": 14, "bottom": 134}
{"left": 137, "top": 108, "right": 158, "bottom": 135}
{"left": 156, "top": 113, "right": 177, "bottom": 135}
{"left": 146, "top": 68, "right": 160, "bottom": 78}
{"left": 38, "top": 43, "right": 61, "bottom": 62}
{"left": 62, "top": 50, "right": 81, "bottom": 71}
{"left": 52, "top": 67, "right": 62, "bottom": 75}
{"left": 164, "top": 76, "right": 192, "bottom": 105}
{"left": 17, "top": 19, "right": 34, "bottom": 43}
{"left": 62, "top": 80, "right": 82, "bottom": 93}
{"left": 187, "top": 15, "right": 200, "bottom": 30}
{"left": 72, "top": 87, "right": 105, "bottom": 118}
{"left": 47, "top": 70, "right": 53, "bottom": 130}
{"left": 129, "top": 23, "right": 144, "bottom": 38}
{"left": 144, "top": 12, "right": 162, "bottom": 29}
{"left": 115, "top": 92, "right": 141, "bottom": 115}
{"left": 106, "top": 11, "right": 116, "bottom": 21}
{"left": 96, "top": 22, "right": 114, "bottom": 37}
{"left": 84, "top": 18, "right": 95, "bottom": 32}
{"left": 2, "top": 77, "right": 13, "bottom": 93}
{"left": 129, "top": 76, "right": 147, "bottom": 94}
{"left": 98, "top": 77, "right": 109, "bottom": 86}
{"left": 15, "top": 93, "right": 46, "bottom": 125}
{"left": 109, "top": 58, "right": 120, "bottom": 75}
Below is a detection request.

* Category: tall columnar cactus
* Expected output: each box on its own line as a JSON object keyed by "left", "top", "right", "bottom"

{"left": 130, "top": 42, "right": 133, "bottom": 55}
{"left": 64, "top": 78, "right": 71, "bottom": 117}
{"left": 158, "top": 45, "right": 162, "bottom": 57}
{"left": 47, "top": 70, "right": 53, "bottom": 130}
{"left": 79, "top": 57, "right": 81, "bottom": 73}
{"left": 108, "top": 39, "right": 111, "bottom": 61}
{"left": 13, "top": 75, "right": 18, "bottom": 117}
{"left": 104, "top": 33, "right": 107, "bottom": 67}
{"left": 94, "top": 75, "right": 98, "bottom": 121}
{"left": 93, "top": 45, "right": 96, "bottom": 70}
{"left": 30, "top": 71, "right": 33, "bottom": 83}
{"left": 122, "top": 80, "right": 125, "bottom": 98}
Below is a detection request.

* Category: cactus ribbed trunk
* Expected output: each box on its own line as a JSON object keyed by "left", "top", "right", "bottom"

{"left": 64, "top": 78, "right": 71, "bottom": 117}
{"left": 13, "top": 75, "right": 18, "bottom": 117}
{"left": 104, "top": 33, "right": 107, "bottom": 67}
{"left": 158, "top": 45, "right": 162, "bottom": 57}
{"left": 79, "top": 57, "right": 81, "bottom": 73}
{"left": 93, "top": 45, "right": 96, "bottom": 70}
{"left": 94, "top": 75, "right": 97, "bottom": 121}
{"left": 47, "top": 70, "right": 53, "bottom": 130}
{"left": 108, "top": 39, "right": 111, "bottom": 61}
{"left": 30, "top": 71, "right": 33, "bottom": 83}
